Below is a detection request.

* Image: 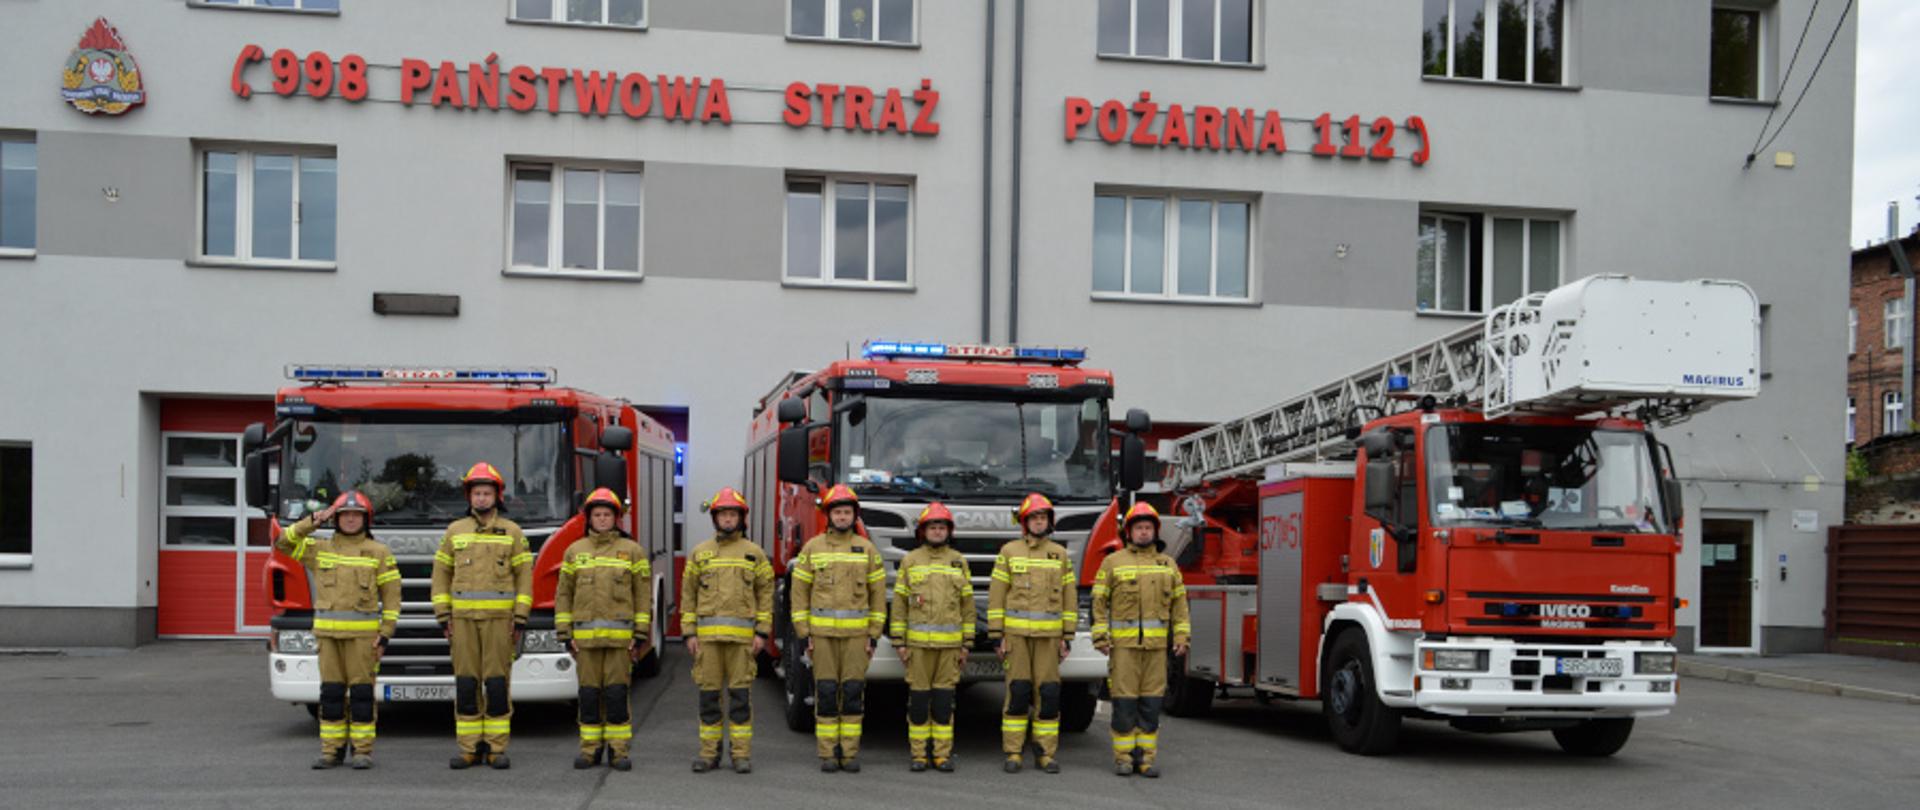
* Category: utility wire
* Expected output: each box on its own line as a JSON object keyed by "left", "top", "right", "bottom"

{"left": 1747, "top": 0, "right": 1822, "bottom": 159}
{"left": 1748, "top": 0, "right": 1855, "bottom": 165}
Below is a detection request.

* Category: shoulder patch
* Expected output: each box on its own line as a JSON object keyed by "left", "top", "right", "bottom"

{"left": 696, "top": 549, "right": 716, "bottom": 561}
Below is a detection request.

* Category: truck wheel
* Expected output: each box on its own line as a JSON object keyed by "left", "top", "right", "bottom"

{"left": 633, "top": 596, "right": 665, "bottom": 679}
{"left": 1060, "top": 682, "right": 1097, "bottom": 733}
{"left": 781, "top": 627, "right": 815, "bottom": 733}
{"left": 304, "top": 703, "right": 319, "bottom": 719}
{"left": 1165, "top": 652, "right": 1214, "bottom": 717}
{"left": 759, "top": 586, "right": 787, "bottom": 680}
{"left": 1552, "top": 718, "right": 1635, "bottom": 757}
{"left": 1321, "top": 631, "right": 1402, "bottom": 755}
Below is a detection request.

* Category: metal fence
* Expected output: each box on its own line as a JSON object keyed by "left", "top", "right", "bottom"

{"left": 1826, "top": 525, "right": 1920, "bottom": 662}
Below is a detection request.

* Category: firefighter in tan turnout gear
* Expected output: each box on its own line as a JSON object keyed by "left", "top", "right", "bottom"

{"left": 791, "top": 484, "right": 887, "bottom": 773}
{"left": 431, "top": 462, "right": 533, "bottom": 770}
{"left": 988, "top": 493, "right": 1078, "bottom": 774}
{"left": 889, "top": 502, "right": 974, "bottom": 772}
{"left": 277, "top": 490, "right": 400, "bottom": 770}
{"left": 1092, "top": 502, "right": 1191, "bottom": 778}
{"left": 681, "top": 487, "right": 774, "bottom": 774}
{"left": 554, "top": 487, "right": 652, "bottom": 771}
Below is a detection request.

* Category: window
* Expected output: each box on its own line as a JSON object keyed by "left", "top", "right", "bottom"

{"left": 1847, "top": 397, "right": 1856, "bottom": 444}
{"left": 1417, "top": 212, "right": 1562, "bottom": 314}
{"left": 0, "top": 444, "right": 28, "bottom": 561}
{"left": 511, "top": 0, "right": 646, "bottom": 28}
{"left": 1710, "top": 6, "right": 1763, "bottom": 100}
{"left": 195, "top": 0, "right": 341, "bottom": 11}
{"left": 789, "top": 0, "right": 915, "bottom": 45}
{"left": 199, "top": 148, "right": 336, "bottom": 266}
{"left": 509, "top": 163, "right": 643, "bottom": 274}
{"left": 1098, "top": 0, "right": 1255, "bottom": 64}
{"left": 784, "top": 177, "right": 911, "bottom": 286}
{"left": 1886, "top": 298, "right": 1907, "bottom": 350}
{"left": 1422, "top": 0, "right": 1568, "bottom": 85}
{"left": 1885, "top": 391, "right": 1906, "bottom": 436}
{"left": 161, "top": 434, "right": 249, "bottom": 547}
{"left": 0, "top": 138, "right": 33, "bottom": 253}
{"left": 1094, "top": 192, "right": 1251, "bottom": 301}
{"left": 1849, "top": 306, "right": 1858, "bottom": 354}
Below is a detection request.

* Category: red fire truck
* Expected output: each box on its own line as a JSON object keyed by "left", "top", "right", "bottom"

{"left": 1109, "top": 276, "right": 1759, "bottom": 756}
{"left": 243, "top": 365, "right": 679, "bottom": 712}
{"left": 741, "top": 341, "right": 1148, "bottom": 732}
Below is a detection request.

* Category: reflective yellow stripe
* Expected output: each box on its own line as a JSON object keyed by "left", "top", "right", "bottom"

{"left": 908, "top": 725, "right": 932, "bottom": 741}
{"left": 1033, "top": 719, "right": 1060, "bottom": 736}
{"left": 284, "top": 528, "right": 312, "bottom": 561}
{"left": 1001, "top": 717, "right": 1028, "bottom": 732}
{"left": 603, "top": 724, "right": 633, "bottom": 740}
{"left": 375, "top": 571, "right": 400, "bottom": 585}
{"left": 1089, "top": 623, "right": 1110, "bottom": 634}
{"left": 728, "top": 725, "right": 753, "bottom": 740}
{"left": 696, "top": 624, "right": 755, "bottom": 640}
{"left": 349, "top": 729, "right": 374, "bottom": 741}
{"left": 840, "top": 721, "right": 862, "bottom": 736}
{"left": 867, "top": 570, "right": 886, "bottom": 582}
{"left": 906, "top": 630, "right": 963, "bottom": 644}
{"left": 1003, "top": 616, "right": 1065, "bottom": 632}
{"left": 701, "top": 558, "right": 758, "bottom": 569}
{"left": 579, "top": 724, "right": 605, "bottom": 741}
{"left": 699, "top": 724, "right": 725, "bottom": 740}
{"left": 809, "top": 616, "right": 869, "bottom": 630}
{"left": 431, "top": 594, "right": 451, "bottom": 604}
{"left": 573, "top": 628, "right": 635, "bottom": 640}
{"left": 1112, "top": 733, "right": 1137, "bottom": 750}
{"left": 515, "top": 594, "right": 532, "bottom": 606}
{"left": 510, "top": 553, "right": 534, "bottom": 567}
{"left": 815, "top": 722, "right": 839, "bottom": 739}
{"left": 434, "top": 552, "right": 455, "bottom": 566}
{"left": 451, "top": 534, "right": 516, "bottom": 546}
{"left": 986, "top": 610, "right": 1005, "bottom": 619}
{"left": 791, "top": 568, "right": 816, "bottom": 582}
{"left": 1136, "top": 731, "right": 1158, "bottom": 749}
{"left": 313, "top": 618, "right": 381, "bottom": 632}
{"left": 455, "top": 721, "right": 484, "bottom": 734}
{"left": 808, "top": 552, "right": 871, "bottom": 565}
{"left": 380, "top": 610, "right": 400, "bottom": 621}
{"left": 930, "top": 725, "right": 953, "bottom": 739}
{"left": 555, "top": 612, "right": 573, "bottom": 623}
{"left": 482, "top": 718, "right": 511, "bottom": 734}
{"left": 634, "top": 612, "right": 653, "bottom": 624}
{"left": 316, "top": 553, "right": 380, "bottom": 567}
{"left": 680, "top": 613, "right": 698, "bottom": 626}
{"left": 451, "top": 599, "right": 514, "bottom": 610}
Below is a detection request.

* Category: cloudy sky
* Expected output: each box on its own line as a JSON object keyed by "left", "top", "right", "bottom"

{"left": 1854, "top": 0, "right": 1920, "bottom": 246}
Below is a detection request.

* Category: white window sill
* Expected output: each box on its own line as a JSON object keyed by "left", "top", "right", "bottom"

{"left": 1420, "top": 75, "right": 1580, "bottom": 93}
{"left": 1091, "top": 293, "right": 1260, "bottom": 308}
{"left": 502, "top": 267, "right": 644, "bottom": 282}
{"left": 507, "top": 17, "right": 647, "bottom": 33}
{"left": 1096, "top": 53, "right": 1264, "bottom": 71}
{"left": 186, "top": 2, "right": 341, "bottom": 17}
{"left": 1709, "top": 96, "right": 1779, "bottom": 108}
{"left": 0, "top": 248, "right": 35, "bottom": 260}
{"left": 0, "top": 553, "right": 31, "bottom": 570}
{"left": 783, "top": 278, "right": 916, "bottom": 292}
{"left": 186, "top": 258, "right": 337, "bottom": 273}
{"left": 785, "top": 35, "right": 920, "bottom": 50}
{"left": 1415, "top": 308, "right": 1486, "bottom": 320}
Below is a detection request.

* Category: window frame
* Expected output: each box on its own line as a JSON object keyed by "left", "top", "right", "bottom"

{"left": 1847, "top": 396, "right": 1856, "bottom": 444}
{"left": 1422, "top": 0, "right": 1575, "bottom": 87}
{"left": 507, "top": 0, "right": 649, "bottom": 30}
{"left": 193, "top": 146, "right": 338, "bottom": 270}
{"left": 0, "top": 135, "right": 36, "bottom": 257}
{"left": 1884, "top": 390, "right": 1906, "bottom": 437}
{"left": 503, "top": 160, "right": 646, "bottom": 279}
{"left": 1708, "top": 4, "right": 1768, "bottom": 101}
{"left": 1849, "top": 306, "right": 1858, "bottom": 355}
{"left": 782, "top": 174, "right": 916, "bottom": 290}
{"left": 159, "top": 432, "right": 253, "bottom": 551}
{"left": 1417, "top": 210, "right": 1566, "bottom": 316}
{"left": 0, "top": 441, "right": 29, "bottom": 568}
{"left": 188, "top": 0, "right": 342, "bottom": 14}
{"left": 1097, "top": 0, "right": 1262, "bottom": 67}
{"left": 1886, "top": 297, "right": 1907, "bottom": 350}
{"left": 1091, "top": 189, "right": 1257, "bottom": 305}
{"left": 786, "top": 0, "right": 920, "bottom": 47}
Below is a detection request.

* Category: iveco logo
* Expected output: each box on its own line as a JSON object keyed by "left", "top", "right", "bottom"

{"left": 1539, "top": 603, "right": 1592, "bottom": 619}
{"left": 951, "top": 509, "right": 1015, "bottom": 530}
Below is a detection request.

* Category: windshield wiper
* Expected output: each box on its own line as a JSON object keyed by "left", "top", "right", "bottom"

{"left": 853, "top": 479, "right": 948, "bottom": 499}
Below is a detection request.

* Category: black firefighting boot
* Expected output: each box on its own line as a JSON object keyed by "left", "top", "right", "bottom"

{"left": 312, "top": 751, "right": 342, "bottom": 770}
{"left": 610, "top": 755, "right": 632, "bottom": 772}
{"left": 692, "top": 756, "right": 718, "bottom": 773}
{"left": 733, "top": 757, "right": 752, "bottom": 774}
{"left": 933, "top": 757, "right": 954, "bottom": 772}
{"left": 489, "top": 753, "right": 511, "bottom": 770}
{"left": 350, "top": 755, "right": 372, "bottom": 770}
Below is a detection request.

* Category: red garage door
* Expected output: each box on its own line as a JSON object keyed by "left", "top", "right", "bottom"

{"left": 155, "top": 399, "right": 273, "bottom": 638}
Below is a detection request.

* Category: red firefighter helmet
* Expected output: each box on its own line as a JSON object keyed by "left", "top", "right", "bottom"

{"left": 1121, "top": 501, "right": 1161, "bottom": 533}
{"left": 818, "top": 484, "right": 860, "bottom": 512}
{"left": 582, "top": 487, "right": 625, "bottom": 515}
{"left": 915, "top": 502, "right": 956, "bottom": 539}
{"left": 704, "top": 487, "right": 749, "bottom": 517}
{"left": 461, "top": 462, "right": 505, "bottom": 492}
{"left": 1014, "top": 492, "right": 1055, "bottom": 522}
{"left": 331, "top": 490, "right": 373, "bottom": 517}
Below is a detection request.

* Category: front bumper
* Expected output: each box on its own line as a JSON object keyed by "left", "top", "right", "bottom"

{"left": 267, "top": 652, "right": 580, "bottom": 703}
{"left": 1410, "top": 639, "right": 1678, "bottom": 718}
{"left": 855, "top": 633, "right": 1108, "bottom": 683}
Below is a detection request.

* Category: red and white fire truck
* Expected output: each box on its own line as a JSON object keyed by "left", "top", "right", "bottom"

{"left": 741, "top": 342, "right": 1149, "bottom": 733}
{"left": 1116, "top": 276, "right": 1759, "bottom": 756}
{"left": 243, "top": 366, "right": 679, "bottom": 712}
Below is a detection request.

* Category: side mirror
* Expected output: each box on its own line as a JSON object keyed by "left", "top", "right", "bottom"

{"left": 778, "top": 426, "right": 811, "bottom": 485}
{"left": 1363, "top": 459, "right": 1398, "bottom": 523}
{"left": 242, "top": 422, "right": 266, "bottom": 452}
{"left": 244, "top": 452, "right": 271, "bottom": 511}
{"left": 593, "top": 452, "right": 626, "bottom": 497}
{"left": 776, "top": 398, "right": 806, "bottom": 424}
{"left": 1119, "top": 433, "right": 1146, "bottom": 492}
{"left": 1662, "top": 478, "right": 1685, "bottom": 528}
{"left": 1125, "top": 407, "right": 1151, "bottom": 434}
{"left": 601, "top": 425, "right": 634, "bottom": 452}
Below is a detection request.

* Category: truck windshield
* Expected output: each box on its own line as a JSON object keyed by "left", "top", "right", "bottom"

{"left": 837, "top": 396, "right": 1111, "bottom": 502}
{"left": 1424, "top": 425, "right": 1669, "bottom": 534}
{"left": 280, "top": 419, "right": 569, "bottom": 526}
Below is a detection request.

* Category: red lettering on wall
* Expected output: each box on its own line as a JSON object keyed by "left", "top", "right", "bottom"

{"left": 878, "top": 88, "right": 909, "bottom": 133}
{"left": 539, "top": 68, "right": 568, "bottom": 113}
{"left": 1064, "top": 97, "right": 1093, "bottom": 140}
{"left": 659, "top": 76, "right": 701, "bottom": 121}
{"left": 702, "top": 78, "right": 732, "bottom": 123}
{"left": 231, "top": 44, "right": 264, "bottom": 98}
{"left": 506, "top": 66, "right": 537, "bottom": 112}
{"left": 430, "top": 61, "right": 464, "bottom": 108}
{"left": 619, "top": 72, "right": 652, "bottom": 118}
{"left": 573, "top": 70, "right": 615, "bottom": 116}
{"left": 843, "top": 85, "right": 874, "bottom": 131}
{"left": 399, "top": 58, "right": 431, "bottom": 105}
{"left": 783, "top": 82, "right": 811, "bottom": 126}
{"left": 1224, "top": 108, "right": 1256, "bottom": 151}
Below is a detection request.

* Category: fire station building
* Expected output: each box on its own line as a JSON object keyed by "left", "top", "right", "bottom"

{"left": 0, "top": 1, "right": 1853, "bottom": 654}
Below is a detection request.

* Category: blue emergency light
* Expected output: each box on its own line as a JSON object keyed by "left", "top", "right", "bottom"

{"left": 286, "top": 365, "right": 558, "bottom": 385}
{"left": 862, "top": 341, "right": 1088, "bottom": 365}
{"left": 1387, "top": 374, "right": 1412, "bottom": 393}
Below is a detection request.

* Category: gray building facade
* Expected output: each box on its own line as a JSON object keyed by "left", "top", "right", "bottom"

{"left": 0, "top": 0, "right": 1854, "bottom": 653}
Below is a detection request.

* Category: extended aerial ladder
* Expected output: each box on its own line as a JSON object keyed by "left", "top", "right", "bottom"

{"left": 1162, "top": 275, "right": 1763, "bottom": 490}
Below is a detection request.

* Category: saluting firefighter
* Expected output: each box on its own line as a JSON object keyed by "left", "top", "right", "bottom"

{"left": 988, "top": 493, "right": 1078, "bottom": 774}
{"left": 555, "top": 487, "right": 652, "bottom": 771}
{"left": 430, "top": 462, "right": 534, "bottom": 770}
{"left": 1091, "top": 502, "right": 1191, "bottom": 778}
{"left": 277, "top": 490, "right": 401, "bottom": 770}
{"left": 681, "top": 487, "right": 774, "bottom": 774}
{"left": 889, "top": 502, "right": 974, "bottom": 772}
{"left": 791, "top": 484, "right": 887, "bottom": 773}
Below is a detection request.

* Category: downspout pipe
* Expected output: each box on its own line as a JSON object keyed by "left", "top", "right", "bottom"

{"left": 1008, "top": 0, "right": 1026, "bottom": 343}
{"left": 979, "top": 0, "right": 995, "bottom": 343}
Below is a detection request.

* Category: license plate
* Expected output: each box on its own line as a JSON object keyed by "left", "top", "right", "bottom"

{"left": 1555, "top": 658, "right": 1623, "bottom": 677}
{"left": 964, "top": 658, "right": 1003, "bottom": 678}
{"left": 385, "top": 685, "right": 455, "bottom": 701}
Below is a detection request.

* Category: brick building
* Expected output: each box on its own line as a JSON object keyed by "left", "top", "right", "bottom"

{"left": 1847, "top": 233, "right": 1920, "bottom": 447}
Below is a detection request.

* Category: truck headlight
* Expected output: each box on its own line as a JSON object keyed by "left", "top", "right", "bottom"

{"left": 521, "top": 629, "right": 565, "bottom": 654}
{"left": 1422, "top": 648, "right": 1488, "bottom": 672}
{"left": 276, "top": 630, "right": 318, "bottom": 655}
{"left": 1636, "top": 651, "right": 1676, "bottom": 675}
